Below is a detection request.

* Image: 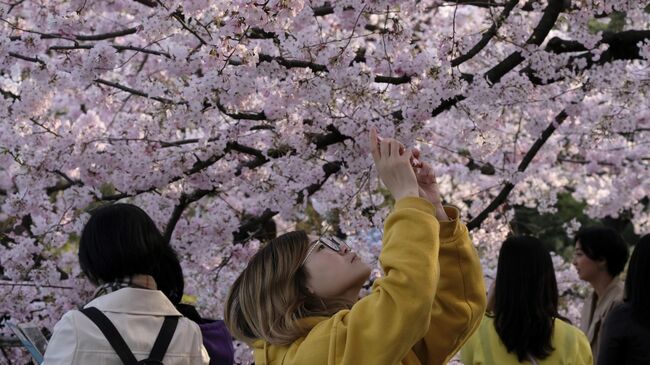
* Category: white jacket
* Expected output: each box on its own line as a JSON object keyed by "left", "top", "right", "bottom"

{"left": 42, "top": 287, "right": 210, "bottom": 364}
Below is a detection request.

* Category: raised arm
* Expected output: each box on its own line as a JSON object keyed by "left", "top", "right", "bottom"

{"left": 410, "top": 161, "right": 487, "bottom": 365}
{"left": 298, "top": 130, "right": 441, "bottom": 364}
{"left": 412, "top": 206, "right": 486, "bottom": 365}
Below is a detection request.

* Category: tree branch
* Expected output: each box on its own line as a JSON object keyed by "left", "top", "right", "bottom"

{"left": 430, "top": 0, "right": 564, "bottom": 118}
{"left": 484, "top": 0, "right": 563, "bottom": 84}
{"left": 48, "top": 44, "right": 171, "bottom": 58}
{"left": 8, "top": 52, "right": 45, "bottom": 65}
{"left": 298, "top": 161, "right": 343, "bottom": 203}
{"left": 451, "top": 0, "right": 519, "bottom": 67}
{"left": 94, "top": 79, "right": 179, "bottom": 104}
{"left": 75, "top": 28, "right": 138, "bottom": 41}
{"left": 467, "top": 109, "right": 569, "bottom": 230}
{"left": 163, "top": 188, "right": 214, "bottom": 243}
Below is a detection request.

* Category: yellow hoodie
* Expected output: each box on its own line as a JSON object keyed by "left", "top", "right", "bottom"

{"left": 252, "top": 197, "right": 486, "bottom": 365}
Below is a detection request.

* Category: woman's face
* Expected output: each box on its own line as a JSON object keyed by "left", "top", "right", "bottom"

{"left": 572, "top": 240, "right": 605, "bottom": 282}
{"left": 303, "top": 236, "right": 372, "bottom": 301}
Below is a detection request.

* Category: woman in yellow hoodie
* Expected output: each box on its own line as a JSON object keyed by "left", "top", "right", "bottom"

{"left": 225, "top": 129, "right": 486, "bottom": 365}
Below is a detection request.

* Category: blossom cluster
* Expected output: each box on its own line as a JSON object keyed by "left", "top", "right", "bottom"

{"left": 1, "top": 0, "right": 648, "bottom": 363}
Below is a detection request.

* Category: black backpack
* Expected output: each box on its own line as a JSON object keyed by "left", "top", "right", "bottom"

{"left": 80, "top": 307, "right": 179, "bottom": 365}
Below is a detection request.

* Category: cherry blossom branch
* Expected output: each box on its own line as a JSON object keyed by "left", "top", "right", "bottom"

{"left": 428, "top": 0, "right": 564, "bottom": 119}
{"left": 257, "top": 54, "right": 411, "bottom": 84}
{"left": 2, "top": 18, "right": 139, "bottom": 42}
{"left": 451, "top": 0, "right": 519, "bottom": 67}
{"left": 49, "top": 44, "right": 172, "bottom": 58}
{"left": 0, "top": 281, "right": 74, "bottom": 290}
{"left": 8, "top": 52, "right": 45, "bottom": 65}
{"left": 233, "top": 209, "right": 278, "bottom": 244}
{"left": 163, "top": 188, "right": 215, "bottom": 243}
{"left": 525, "top": 30, "right": 650, "bottom": 85}
{"left": 298, "top": 161, "right": 343, "bottom": 203}
{"left": 483, "top": 0, "right": 563, "bottom": 84}
{"left": 467, "top": 108, "right": 569, "bottom": 230}
{"left": 75, "top": 28, "right": 138, "bottom": 41}
{"left": 94, "top": 79, "right": 178, "bottom": 104}
{"left": 132, "top": 0, "right": 157, "bottom": 6}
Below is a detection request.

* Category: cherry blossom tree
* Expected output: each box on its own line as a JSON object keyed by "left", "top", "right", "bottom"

{"left": 1, "top": 0, "right": 648, "bottom": 363}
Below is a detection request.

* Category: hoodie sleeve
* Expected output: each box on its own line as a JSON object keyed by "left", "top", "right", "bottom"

{"left": 411, "top": 206, "right": 487, "bottom": 365}
{"left": 323, "top": 197, "right": 441, "bottom": 365}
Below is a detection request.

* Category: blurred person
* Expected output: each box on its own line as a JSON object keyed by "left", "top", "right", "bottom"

{"left": 573, "top": 226, "right": 629, "bottom": 359}
{"left": 597, "top": 234, "right": 650, "bottom": 365}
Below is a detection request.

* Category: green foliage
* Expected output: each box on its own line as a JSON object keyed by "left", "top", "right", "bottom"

{"left": 588, "top": 11, "right": 626, "bottom": 33}
{"left": 511, "top": 192, "right": 640, "bottom": 261}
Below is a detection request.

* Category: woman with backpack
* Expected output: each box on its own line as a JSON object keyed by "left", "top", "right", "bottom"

{"left": 43, "top": 203, "right": 210, "bottom": 365}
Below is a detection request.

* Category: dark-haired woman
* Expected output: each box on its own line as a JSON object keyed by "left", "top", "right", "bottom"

{"left": 461, "top": 236, "right": 592, "bottom": 364}
{"left": 597, "top": 234, "right": 650, "bottom": 365}
{"left": 43, "top": 203, "right": 209, "bottom": 364}
{"left": 572, "top": 226, "right": 629, "bottom": 359}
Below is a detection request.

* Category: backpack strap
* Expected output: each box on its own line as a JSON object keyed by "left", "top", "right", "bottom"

{"left": 80, "top": 307, "right": 139, "bottom": 365}
{"left": 146, "top": 315, "right": 179, "bottom": 362}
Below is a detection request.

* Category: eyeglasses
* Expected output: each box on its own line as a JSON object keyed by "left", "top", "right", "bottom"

{"left": 301, "top": 236, "right": 350, "bottom": 266}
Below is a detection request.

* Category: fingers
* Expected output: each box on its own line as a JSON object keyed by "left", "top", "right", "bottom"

{"left": 369, "top": 128, "right": 380, "bottom": 161}
{"left": 390, "top": 139, "right": 401, "bottom": 159}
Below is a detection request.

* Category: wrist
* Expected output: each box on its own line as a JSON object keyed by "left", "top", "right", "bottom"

{"left": 435, "top": 206, "right": 450, "bottom": 221}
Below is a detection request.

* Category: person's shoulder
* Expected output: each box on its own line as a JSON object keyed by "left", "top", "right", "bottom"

{"left": 177, "top": 315, "right": 205, "bottom": 336}
{"left": 604, "top": 302, "right": 632, "bottom": 324}
{"left": 554, "top": 318, "right": 587, "bottom": 337}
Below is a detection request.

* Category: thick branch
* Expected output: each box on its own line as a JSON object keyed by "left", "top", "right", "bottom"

{"left": 0, "top": 336, "right": 21, "bottom": 347}
{"left": 484, "top": 0, "right": 563, "bottom": 84}
{"left": 75, "top": 28, "right": 138, "bottom": 41}
{"left": 49, "top": 44, "right": 171, "bottom": 58}
{"left": 214, "top": 102, "right": 267, "bottom": 120}
{"left": 309, "top": 125, "right": 353, "bottom": 149}
{"left": 431, "top": 0, "right": 564, "bottom": 117}
{"left": 163, "top": 189, "right": 214, "bottom": 243}
{"left": 233, "top": 209, "right": 278, "bottom": 243}
{"left": 467, "top": 109, "right": 569, "bottom": 230}
{"left": 133, "top": 0, "right": 158, "bottom": 6}
{"left": 94, "top": 79, "right": 178, "bottom": 104}
{"left": 8, "top": 52, "right": 45, "bottom": 65}
{"left": 526, "top": 29, "right": 650, "bottom": 85}
{"left": 298, "top": 161, "right": 343, "bottom": 203}
{"left": 451, "top": 0, "right": 519, "bottom": 67}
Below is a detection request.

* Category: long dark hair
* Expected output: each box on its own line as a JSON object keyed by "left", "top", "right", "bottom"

{"left": 625, "top": 234, "right": 650, "bottom": 328}
{"left": 493, "top": 236, "right": 564, "bottom": 362}
{"left": 79, "top": 203, "right": 184, "bottom": 303}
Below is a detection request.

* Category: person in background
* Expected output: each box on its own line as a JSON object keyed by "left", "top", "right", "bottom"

{"left": 461, "top": 236, "right": 592, "bottom": 365}
{"left": 224, "top": 129, "right": 486, "bottom": 365}
{"left": 572, "top": 226, "right": 629, "bottom": 359}
{"left": 597, "top": 233, "right": 650, "bottom": 365}
{"left": 43, "top": 203, "right": 209, "bottom": 365}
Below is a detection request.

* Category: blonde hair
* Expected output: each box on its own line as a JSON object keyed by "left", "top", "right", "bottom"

{"left": 224, "top": 231, "right": 354, "bottom": 345}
